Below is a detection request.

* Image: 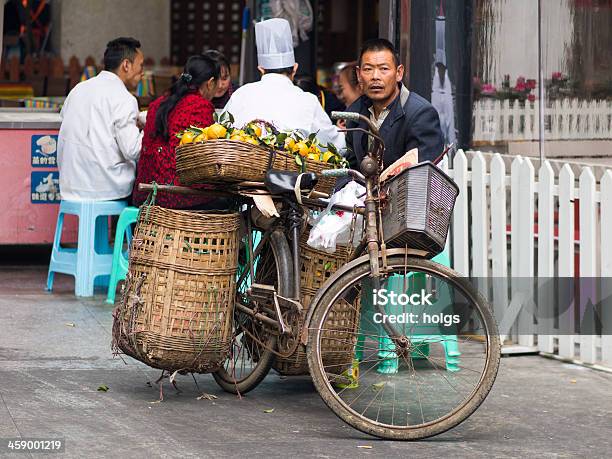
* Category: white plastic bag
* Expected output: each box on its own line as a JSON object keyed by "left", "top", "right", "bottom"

{"left": 307, "top": 181, "right": 365, "bottom": 253}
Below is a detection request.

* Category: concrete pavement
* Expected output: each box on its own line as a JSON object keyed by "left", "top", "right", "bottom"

{"left": 0, "top": 265, "right": 610, "bottom": 458}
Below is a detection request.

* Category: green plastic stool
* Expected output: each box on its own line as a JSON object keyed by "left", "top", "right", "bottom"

{"left": 355, "top": 248, "right": 460, "bottom": 374}
{"left": 105, "top": 206, "right": 139, "bottom": 304}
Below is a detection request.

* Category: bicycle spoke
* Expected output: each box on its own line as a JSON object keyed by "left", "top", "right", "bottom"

{"left": 310, "top": 257, "right": 499, "bottom": 435}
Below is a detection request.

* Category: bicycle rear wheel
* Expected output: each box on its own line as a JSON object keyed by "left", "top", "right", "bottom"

{"left": 213, "top": 229, "right": 293, "bottom": 394}
{"left": 306, "top": 255, "right": 500, "bottom": 440}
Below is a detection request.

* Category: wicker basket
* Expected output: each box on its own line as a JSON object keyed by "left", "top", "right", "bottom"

{"left": 273, "top": 234, "right": 360, "bottom": 376}
{"left": 112, "top": 206, "right": 240, "bottom": 374}
{"left": 176, "top": 139, "right": 338, "bottom": 195}
{"left": 176, "top": 139, "right": 296, "bottom": 185}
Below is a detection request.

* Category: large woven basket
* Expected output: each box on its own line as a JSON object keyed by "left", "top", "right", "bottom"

{"left": 112, "top": 206, "right": 240, "bottom": 374}
{"left": 273, "top": 234, "right": 360, "bottom": 376}
{"left": 176, "top": 140, "right": 295, "bottom": 185}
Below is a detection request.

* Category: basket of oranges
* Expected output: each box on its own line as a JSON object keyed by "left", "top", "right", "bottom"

{"left": 175, "top": 112, "right": 346, "bottom": 194}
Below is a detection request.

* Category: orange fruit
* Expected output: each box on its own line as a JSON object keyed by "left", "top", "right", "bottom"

{"left": 251, "top": 125, "right": 262, "bottom": 137}
{"left": 207, "top": 123, "right": 227, "bottom": 139}
{"left": 194, "top": 132, "right": 207, "bottom": 143}
{"left": 294, "top": 141, "right": 309, "bottom": 157}
{"left": 285, "top": 137, "right": 296, "bottom": 151}
{"left": 179, "top": 131, "right": 196, "bottom": 145}
{"left": 322, "top": 151, "right": 334, "bottom": 163}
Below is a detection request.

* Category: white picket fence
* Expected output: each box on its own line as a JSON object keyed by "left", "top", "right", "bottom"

{"left": 472, "top": 98, "right": 612, "bottom": 142}
{"left": 444, "top": 150, "right": 612, "bottom": 370}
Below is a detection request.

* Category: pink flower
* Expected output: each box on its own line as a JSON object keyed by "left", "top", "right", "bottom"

{"left": 516, "top": 76, "right": 526, "bottom": 85}
{"left": 528, "top": 94, "right": 536, "bottom": 102}
{"left": 481, "top": 83, "right": 496, "bottom": 94}
{"left": 526, "top": 79, "right": 537, "bottom": 90}
{"left": 552, "top": 71, "right": 562, "bottom": 80}
{"left": 515, "top": 82, "right": 527, "bottom": 92}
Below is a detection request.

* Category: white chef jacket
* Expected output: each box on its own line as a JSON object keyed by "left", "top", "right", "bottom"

{"left": 58, "top": 70, "right": 143, "bottom": 201}
{"left": 224, "top": 73, "right": 346, "bottom": 150}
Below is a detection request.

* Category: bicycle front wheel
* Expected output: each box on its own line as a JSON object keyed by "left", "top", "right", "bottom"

{"left": 306, "top": 255, "right": 500, "bottom": 440}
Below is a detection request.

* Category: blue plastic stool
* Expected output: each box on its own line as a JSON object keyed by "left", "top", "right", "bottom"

{"left": 106, "top": 206, "right": 139, "bottom": 304}
{"left": 46, "top": 200, "right": 128, "bottom": 297}
{"left": 356, "top": 247, "right": 461, "bottom": 373}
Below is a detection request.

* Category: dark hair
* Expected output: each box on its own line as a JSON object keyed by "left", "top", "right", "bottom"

{"left": 294, "top": 74, "right": 321, "bottom": 98}
{"left": 340, "top": 62, "right": 359, "bottom": 88}
{"left": 103, "top": 37, "right": 141, "bottom": 71}
{"left": 154, "top": 55, "right": 221, "bottom": 140}
{"left": 203, "top": 49, "right": 230, "bottom": 72}
{"left": 263, "top": 67, "right": 295, "bottom": 75}
{"left": 358, "top": 38, "right": 400, "bottom": 67}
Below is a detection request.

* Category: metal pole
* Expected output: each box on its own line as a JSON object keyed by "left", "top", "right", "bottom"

{"left": 538, "top": 0, "right": 545, "bottom": 162}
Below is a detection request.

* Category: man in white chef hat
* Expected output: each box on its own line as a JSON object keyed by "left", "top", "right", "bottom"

{"left": 224, "top": 18, "right": 345, "bottom": 150}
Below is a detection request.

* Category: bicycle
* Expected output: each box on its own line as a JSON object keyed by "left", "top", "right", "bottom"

{"left": 140, "top": 111, "right": 500, "bottom": 440}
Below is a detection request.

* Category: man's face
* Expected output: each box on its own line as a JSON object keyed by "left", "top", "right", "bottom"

{"left": 358, "top": 49, "right": 404, "bottom": 103}
{"left": 215, "top": 65, "right": 231, "bottom": 98}
{"left": 124, "top": 50, "right": 145, "bottom": 91}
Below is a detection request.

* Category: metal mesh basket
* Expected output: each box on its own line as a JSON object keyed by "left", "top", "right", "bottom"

{"left": 381, "top": 162, "right": 459, "bottom": 256}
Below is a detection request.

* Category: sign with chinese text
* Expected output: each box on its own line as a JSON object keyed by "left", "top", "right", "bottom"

{"left": 31, "top": 171, "right": 61, "bottom": 203}
{"left": 31, "top": 134, "right": 58, "bottom": 167}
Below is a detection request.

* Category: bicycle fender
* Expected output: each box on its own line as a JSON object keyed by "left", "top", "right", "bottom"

{"left": 300, "top": 247, "right": 429, "bottom": 345}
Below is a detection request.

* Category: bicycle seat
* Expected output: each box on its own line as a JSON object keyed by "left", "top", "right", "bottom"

{"left": 265, "top": 170, "right": 317, "bottom": 198}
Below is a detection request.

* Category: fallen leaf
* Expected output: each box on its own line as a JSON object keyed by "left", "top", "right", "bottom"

{"left": 169, "top": 370, "right": 179, "bottom": 384}
{"left": 196, "top": 393, "right": 218, "bottom": 401}
{"left": 372, "top": 382, "right": 386, "bottom": 390}
{"left": 65, "top": 322, "right": 76, "bottom": 327}
{"left": 97, "top": 384, "right": 109, "bottom": 392}
{"left": 263, "top": 408, "right": 275, "bottom": 413}
{"left": 149, "top": 400, "right": 162, "bottom": 404}
{"left": 357, "top": 445, "right": 373, "bottom": 449}
{"left": 570, "top": 379, "right": 577, "bottom": 384}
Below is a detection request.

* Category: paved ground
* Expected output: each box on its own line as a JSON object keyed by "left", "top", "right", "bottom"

{"left": 0, "top": 264, "right": 611, "bottom": 458}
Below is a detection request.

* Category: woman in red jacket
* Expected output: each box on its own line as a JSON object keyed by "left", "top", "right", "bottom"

{"left": 132, "top": 54, "right": 223, "bottom": 209}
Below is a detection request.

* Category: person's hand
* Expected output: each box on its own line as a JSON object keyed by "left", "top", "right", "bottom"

{"left": 336, "top": 119, "right": 346, "bottom": 130}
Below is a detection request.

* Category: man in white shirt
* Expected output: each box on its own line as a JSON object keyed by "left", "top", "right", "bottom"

{"left": 224, "top": 19, "right": 345, "bottom": 150}
{"left": 58, "top": 37, "right": 144, "bottom": 201}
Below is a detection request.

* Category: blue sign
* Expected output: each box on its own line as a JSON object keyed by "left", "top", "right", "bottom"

{"left": 31, "top": 171, "right": 61, "bottom": 204}
{"left": 31, "top": 134, "right": 58, "bottom": 167}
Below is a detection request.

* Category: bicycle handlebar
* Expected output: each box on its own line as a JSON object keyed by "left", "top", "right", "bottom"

{"left": 321, "top": 168, "right": 349, "bottom": 178}
{"left": 321, "top": 168, "right": 366, "bottom": 184}
{"left": 331, "top": 111, "right": 361, "bottom": 123}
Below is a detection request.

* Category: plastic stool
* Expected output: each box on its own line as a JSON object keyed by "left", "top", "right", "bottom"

{"left": 356, "top": 247, "right": 460, "bottom": 373}
{"left": 106, "top": 206, "right": 139, "bottom": 304}
{"left": 46, "top": 200, "right": 128, "bottom": 297}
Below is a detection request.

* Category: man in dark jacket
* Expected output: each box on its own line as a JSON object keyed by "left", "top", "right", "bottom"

{"left": 344, "top": 38, "right": 444, "bottom": 170}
